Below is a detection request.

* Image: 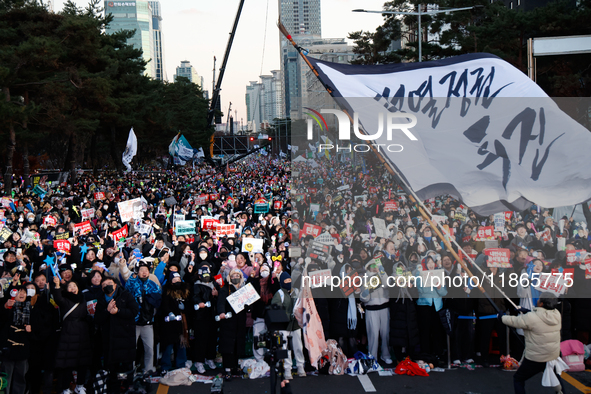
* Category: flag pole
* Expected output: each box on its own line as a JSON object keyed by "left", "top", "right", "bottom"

{"left": 277, "top": 21, "right": 518, "bottom": 311}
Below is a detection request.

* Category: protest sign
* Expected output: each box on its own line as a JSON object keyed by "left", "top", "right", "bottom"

{"left": 273, "top": 201, "right": 283, "bottom": 210}
{"left": 536, "top": 269, "right": 574, "bottom": 296}
{"left": 33, "top": 185, "right": 47, "bottom": 196}
{"left": 484, "top": 248, "right": 512, "bottom": 268}
{"left": 242, "top": 238, "right": 264, "bottom": 253}
{"left": 215, "top": 224, "right": 236, "bottom": 237}
{"left": 202, "top": 218, "right": 220, "bottom": 231}
{"left": 431, "top": 215, "right": 447, "bottom": 225}
{"left": 337, "top": 185, "right": 350, "bottom": 192}
{"left": 53, "top": 239, "right": 71, "bottom": 254}
{"left": 254, "top": 198, "right": 269, "bottom": 214}
{"left": 164, "top": 196, "right": 178, "bottom": 207}
{"left": 175, "top": 220, "right": 196, "bottom": 236}
{"left": 289, "top": 246, "right": 302, "bottom": 258}
{"left": 0, "top": 227, "right": 13, "bottom": 243}
{"left": 111, "top": 225, "right": 128, "bottom": 242}
{"left": 567, "top": 250, "right": 588, "bottom": 266}
{"left": 1, "top": 197, "right": 13, "bottom": 209}
{"left": 195, "top": 195, "right": 208, "bottom": 205}
{"left": 54, "top": 232, "right": 70, "bottom": 240}
{"left": 477, "top": 226, "right": 495, "bottom": 240}
{"left": 372, "top": 217, "right": 389, "bottom": 238}
{"left": 43, "top": 216, "right": 57, "bottom": 227}
{"left": 73, "top": 221, "right": 93, "bottom": 236}
{"left": 305, "top": 241, "right": 332, "bottom": 263}
{"left": 309, "top": 203, "right": 320, "bottom": 213}
{"left": 339, "top": 270, "right": 362, "bottom": 297}
{"left": 300, "top": 223, "right": 322, "bottom": 239}
{"left": 384, "top": 201, "right": 398, "bottom": 212}
{"left": 494, "top": 213, "right": 506, "bottom": 231}
{"left": 226, "top": 283, "right": 261, "bottom": 313}
{"left": 94, "top": 192, "right": 105, "bottom": 200}
{"left": 504, "top": 211, "right": 513, "bottom": 221}
{"left": 81, "top": 208, "right": 95, "bottom": 220}
{"left": 314, "top": 232, "right": 335, "bottom": 245}
{"left": 117, "top": 198, "right": 143, "bottom": 222}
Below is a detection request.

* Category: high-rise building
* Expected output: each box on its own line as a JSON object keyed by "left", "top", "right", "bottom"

{"left": 174, "top": 61, "right": 202, "bottom": 88}
{"left": 148, "top": 1, "right": 165, "bottom": 81}
{"left": 105, "top": 1, "right": 156, "bottom": 78}
{"left": 245, "top": 70, "right": 283, "bottom": 132}
{"left": 278, "top": 0, "right": 322, "bottom": 119}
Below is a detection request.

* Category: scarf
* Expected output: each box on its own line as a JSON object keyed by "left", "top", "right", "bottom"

{"left": 13, "top": 300, "right": 31, "bottom": 326}
{"left": 526, "top": 262, "right": 541, "bottom": 307}
{"left": 260, "top": 276, "right": 273, "bottom": 304}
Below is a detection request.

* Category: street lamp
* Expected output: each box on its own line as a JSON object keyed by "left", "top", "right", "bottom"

{"left": 353, "top": 5, "right": 481, "bottom": 62}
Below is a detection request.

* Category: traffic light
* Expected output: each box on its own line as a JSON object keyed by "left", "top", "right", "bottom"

{"left": 268, "top": 137, "right": 272, "bottom": 141}
{"left": 250, "top": 137, "right": 254, "bottom": 141}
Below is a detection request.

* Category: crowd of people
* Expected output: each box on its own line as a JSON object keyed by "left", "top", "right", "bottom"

{"left": 0, "top": 152, "right": 588, "bottom": 394}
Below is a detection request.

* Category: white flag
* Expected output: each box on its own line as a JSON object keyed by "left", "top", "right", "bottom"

{"left": 306, "top": 53, "right": 591, "bottom": 214}
{"left": 122, "top": 128, "right": 137, "bottom": 172}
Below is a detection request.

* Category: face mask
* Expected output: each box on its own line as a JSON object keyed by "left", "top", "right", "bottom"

{"left": 103, "top": 285, "right": 114, "bottom": 295}
{"left": 27, "top": 289, "right": 36, "bottom": 297}
{"left": 201, "top": 275, "right": 211, "bottom": 282}
{"left": 199, "top": 253, "right": 208, "bottom": 260}
{"left": 231, "top": 277, "right": 241, "bottom": 285}
{"left": 172, "top": 282, "right": 182, "bottom": 288}
{"left": 261, "top": 271, "right": 270, "bottom": 278}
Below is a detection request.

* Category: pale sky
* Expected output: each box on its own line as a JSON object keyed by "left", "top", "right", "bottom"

{"left": 55, "top": 0, "right": 388, "bottom": 127}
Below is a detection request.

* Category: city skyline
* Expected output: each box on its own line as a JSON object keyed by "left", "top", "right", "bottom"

{"left": 56, "top": 0, "right": 387, "bottom": 129}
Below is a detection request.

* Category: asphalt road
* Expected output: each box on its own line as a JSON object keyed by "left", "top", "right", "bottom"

{"left": 148, "top": 367, "right": 590, "bottom": 394}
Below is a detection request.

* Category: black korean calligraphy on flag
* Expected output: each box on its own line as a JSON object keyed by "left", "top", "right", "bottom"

{"left": 306, "top": 53, "right": 591, "bottom": 215}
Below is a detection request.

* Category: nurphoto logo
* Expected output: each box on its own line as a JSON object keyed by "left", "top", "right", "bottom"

{"left": 304, "top": 107, "right": 418, "bottom": 153}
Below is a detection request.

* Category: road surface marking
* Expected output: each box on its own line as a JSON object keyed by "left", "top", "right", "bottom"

{"left": 562, "top": 372, "right": 591, "bottom": 393}
{"left": 357, "top": 374, "right": 376, "bottom": 392}
{"left": 156, "top": 383, "right": 169, "bottom": 394}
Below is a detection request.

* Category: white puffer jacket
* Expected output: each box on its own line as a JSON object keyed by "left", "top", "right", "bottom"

{"left": 502, "top": 307, "right": 561, "bottom": 362}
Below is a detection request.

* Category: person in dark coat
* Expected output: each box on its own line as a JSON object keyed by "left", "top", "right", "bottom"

{"left": 1, "top": 284, "right": 32, "bottom": 394}
{"left": 191, "top": 265, "right": 219, "bottom": 374}
{"left": 27, "top": 272, "right": 60, "bottom": 394}
{"left": 159, "top": 272, "right": 190, "bottom": 373}
{"left": 217, "top": 268, "right": 247, "bottom": 381}
{"left": 329, "top": 263, "right": 359, "bottom": 358}
{"left": 388, "top": 261, "right": 420, "bottom": 362}
{"left": 51, "top": 276, "right": 92, "bottom": 394}
{"left": 95, "top": 277, "right": 139, "bottom": 394}
{"left": 248, "top": 263, "right": 279, "bottom": 362}
{"left": 81, "top": 270, "right": 105, "bottom": 382}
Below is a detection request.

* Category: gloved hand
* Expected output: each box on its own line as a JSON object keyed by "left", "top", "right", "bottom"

{"left": 515, "top": 307, "right": 531, "bottom": 315}
{"left": 497, "top": 311, "right": 506, "bottom": 322}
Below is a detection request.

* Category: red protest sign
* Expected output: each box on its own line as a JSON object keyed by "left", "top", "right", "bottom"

{"left": 384, "top": 201, "right": 398, "bottom": 212}
{"left": 202, "top": 218, "right": 220, "bottom": 230}
{"left": 209, "top": 193, "right": 219, "bottom": 201}
{"left": 308, "top": 188, "right": 317, "bottom": 194}
{"left": 484, "top": 248, "right": 512, "bottom": 268}
{"left": 53, "top": 239, "right": 71, "bottom": 254}
{"left": 43, "top": 216, "right": 57, "bottom": 227}
{"left": 74, "top": 220, "right": 93, "bottom": 236}
{"left": 566, "top": 250, "right": 588, "bottom": 266}
{"left": 340, "top": 271, "right": 362, "bottom": 297}
{"left": 111, "top": 225, "right": 128, "bottom": 242}
{"left": 477, "top": 226, "right": 495, "bottom": 240}
{"left": 300, "top": 223, "right": 322, "bottom": 239}
{"left": 196, "top": 195, "right": 208, "bottom": 205}
{"left": 504, "top": 211, "right": 513, "bottom": 221}
{"left": 369, "top": 187, "right": 378, "bottom": 194}
{"left": 273, "top": 201, "right": 283, "bottom": 210}
{"left": 94, "top": 192, "right": 105, "bottom": 200}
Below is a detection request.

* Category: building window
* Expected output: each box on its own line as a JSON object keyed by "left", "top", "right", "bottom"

{"left": 510, "top": 1, "right": 513, "bottom": 8}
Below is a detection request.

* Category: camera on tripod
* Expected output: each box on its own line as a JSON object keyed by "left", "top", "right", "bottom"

{"left": 253, "top": 330, "right": 286, "bottom": 354}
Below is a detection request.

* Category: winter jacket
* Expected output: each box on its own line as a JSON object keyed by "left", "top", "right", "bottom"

{"left": 160, "top": 284, "right": 189, "bottom": 347}
{"left": 502, "top": 307, "right": 561, "bottom": 362}
{"left": 95, "top": 286, "right": 139, "bottom": 364}
{"left": 125, "top": 275, "right": 162, "bottom": 325}
{"left": 192, "top": 280, "right": 218, "bottom": 320}
{"left": 217, "top": 282, "right": 247, "bottom": 355}
{"left": 51, "top": 288, "right": 93, "bottom": 369}
{"left": 271, "top": 289, "right": 299, "bottom": 332}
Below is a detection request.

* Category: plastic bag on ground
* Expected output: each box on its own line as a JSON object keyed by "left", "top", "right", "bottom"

{"left": 159, "top": 368, "right": 194, "bottom": 386}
